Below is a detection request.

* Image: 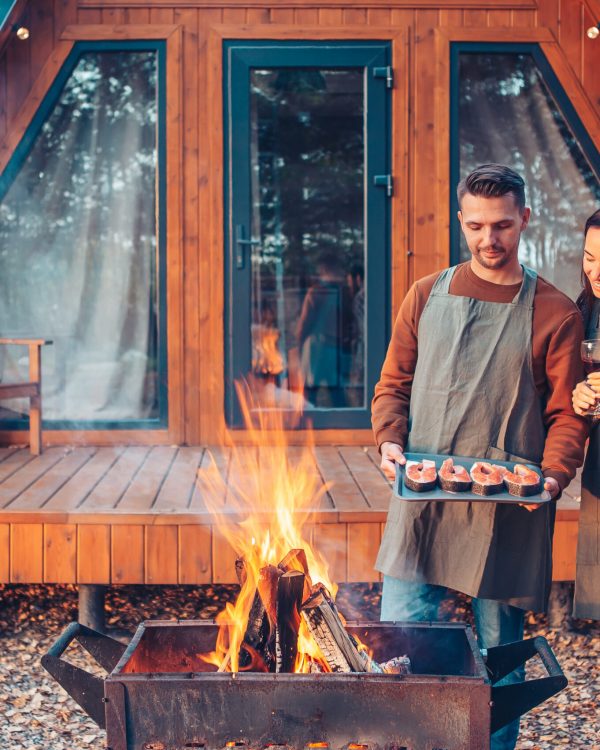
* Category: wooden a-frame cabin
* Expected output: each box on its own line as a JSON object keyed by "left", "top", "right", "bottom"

{"left": 0, "top": 0, "right": 597, "bottom": 606}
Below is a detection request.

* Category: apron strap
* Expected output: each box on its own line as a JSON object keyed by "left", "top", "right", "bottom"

{"left": 430, "top": 266, "right": 457, "bottom": 295}
{"left": 514, "top": 265, "right": 537, "bottom": 307}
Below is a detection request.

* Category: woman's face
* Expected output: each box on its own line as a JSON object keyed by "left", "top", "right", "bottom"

{"left": 583, "top": 226, "right": 600, "bottom": 298}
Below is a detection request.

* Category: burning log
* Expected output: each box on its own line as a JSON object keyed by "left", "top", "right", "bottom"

{"left": 276, "top": 570, "right": 304, "bottom": 672}
{"left": 256, "top": 564, "right": 282, "bottom": 671}
{"left": 237, "top": 559, "right": 279, "bottom": 671}
{"left": 278, "top": 549, "right": 312, "bottom": 602}
{"left": 301, "top": 585, "right": 367, "bottom": 673}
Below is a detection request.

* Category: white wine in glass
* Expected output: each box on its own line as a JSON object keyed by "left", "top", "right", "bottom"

{"left": 581, "top": 339, "right": 600, "bottom": 416}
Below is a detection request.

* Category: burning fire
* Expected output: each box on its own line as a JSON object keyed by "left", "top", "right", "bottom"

{"left": 196, "top": 381, "right": 336, "bottom": 673}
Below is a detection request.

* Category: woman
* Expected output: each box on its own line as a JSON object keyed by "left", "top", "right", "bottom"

{"left": 572, "top": 208, "right": 600, "bottom": 619}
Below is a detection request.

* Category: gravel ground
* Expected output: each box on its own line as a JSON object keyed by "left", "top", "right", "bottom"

{"left": 0, "top": 583, "right": 598, "bottom": 749}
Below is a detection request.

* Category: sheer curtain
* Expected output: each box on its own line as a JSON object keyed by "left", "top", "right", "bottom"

{"left": 459, "top": 52, "right": 600, "bottom": 300}
{"left": 0, "top": 50, "right": 159, "bottom": 422}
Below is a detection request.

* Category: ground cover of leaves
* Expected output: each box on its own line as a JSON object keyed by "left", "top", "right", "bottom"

{"left": 0, "top": 583, "right": 598, "bottom": 749}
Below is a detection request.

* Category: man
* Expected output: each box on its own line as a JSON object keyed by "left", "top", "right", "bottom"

{"left": 372, "top": 164, "right": 587, "bottom": 750}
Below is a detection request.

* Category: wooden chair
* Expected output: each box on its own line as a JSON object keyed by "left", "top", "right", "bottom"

{"left": 0, "top": 338, "right": 52, "bottom": 455}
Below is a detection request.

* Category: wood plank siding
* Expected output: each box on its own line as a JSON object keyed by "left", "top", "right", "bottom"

{"left": 0, "top": 0, "right": 598, "bottom": 446}
{"left": 0, "top": 445, "right": 581, "bottom": 583}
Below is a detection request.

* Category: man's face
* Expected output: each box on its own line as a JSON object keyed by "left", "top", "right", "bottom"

{"left": 458, "top": 192, "right": 530, "bottom": 272}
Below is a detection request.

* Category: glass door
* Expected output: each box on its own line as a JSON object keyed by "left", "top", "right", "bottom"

{"left": 225, "top": 41, "right": 391, "bottom": 428}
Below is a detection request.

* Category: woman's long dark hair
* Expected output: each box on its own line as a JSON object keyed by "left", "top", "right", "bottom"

{"left": 576, "top": 209, "right": 600, "bottom": 322}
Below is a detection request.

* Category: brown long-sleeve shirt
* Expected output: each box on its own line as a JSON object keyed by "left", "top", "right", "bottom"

{"left": 372, "top": 262, "right": 588, "bottom": 491}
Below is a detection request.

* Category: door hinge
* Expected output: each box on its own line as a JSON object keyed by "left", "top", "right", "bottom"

{"left": 373, "top": 66, "right": 393, "bottom": 89}
{"left": 373, "top": 174, "right": 393, "bottom": 197}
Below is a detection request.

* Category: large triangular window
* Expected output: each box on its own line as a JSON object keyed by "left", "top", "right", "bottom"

{"left": 0, "top": 41, "right": 166, "bottom": 428}
{"left": 452, "top": 43, "right": 600, "bottom": 300}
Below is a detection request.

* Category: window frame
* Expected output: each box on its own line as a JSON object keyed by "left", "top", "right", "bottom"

{"left": 0, "top": 39, "right": 169, "bottom": 431}
{"left": 223, "top": 39, "right": 392, "bottom": 430}
{"left": 449, "top": 41, "right": 600, "bottom": 266}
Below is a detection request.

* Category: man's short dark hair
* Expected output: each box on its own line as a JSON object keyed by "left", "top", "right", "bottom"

{"left": 457, "top": 164, "right": 526, "bottom": 211}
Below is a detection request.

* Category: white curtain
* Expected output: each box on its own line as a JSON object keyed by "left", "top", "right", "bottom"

{"left": 0, "top": 50, "right": 158, "bottom": 421}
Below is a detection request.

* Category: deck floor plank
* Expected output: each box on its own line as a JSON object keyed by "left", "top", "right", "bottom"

{"left": 0, "top": 448, "right": 67, "bottom": 509}
{"left": 154, "top": 446, "right": 205, "bottom": 511}
{"left": 288, "top": 446, "right": 332, "bottom": 510}
{"left": 339, "top": 446, "right": 391, "bottom": 512}
{"left": 83, "top": 446, "right": 152, "bottom": 511}
{"left": 0, "top": 448, "right": 38, "bottom": 485}
{"left": 7, "top": 447, "right": 97, "bottom": 510}
{"left": 43, "top": 447, "right": 126, "bottom": 511}
{"left": 117, "top": 446, "right": 178, "bottom": 511}
{"left": 190, "top": 446, "right": 231, "bottom": 512}
{"left": 314, "top": 446, "right": 370, "bottom": 511}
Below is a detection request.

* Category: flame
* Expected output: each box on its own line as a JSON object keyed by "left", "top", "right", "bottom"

{"left": 197, "top": 380, "right": 336, "bottom": 673}
{"left": 252, "top": 324, "right": 284, "bottom": 376}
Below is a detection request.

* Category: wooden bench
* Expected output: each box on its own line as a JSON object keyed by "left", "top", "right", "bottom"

{"left": 0, "top": 338, "right": 52, "bottom": 455}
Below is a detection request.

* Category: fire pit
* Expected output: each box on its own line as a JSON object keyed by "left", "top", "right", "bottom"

{"left": 43, "top": 619, "right": 566, "bottom": 750}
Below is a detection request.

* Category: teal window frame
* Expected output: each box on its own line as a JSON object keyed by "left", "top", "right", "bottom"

{"left": 0, "top": 40, "right": 168, "bottom": 430}
{"left": 450, "top": 41, "right": 600, "bottom": 265}
{"left": 224, "top": 40, "right": 392, "bottom": 429}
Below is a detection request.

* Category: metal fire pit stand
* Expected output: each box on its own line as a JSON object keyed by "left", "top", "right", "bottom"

{"left": 42, "top": 621, "right": 567, "bottom": 750}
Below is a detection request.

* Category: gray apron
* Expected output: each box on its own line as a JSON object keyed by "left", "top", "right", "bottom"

{"left": 573, "top": 299, "right": 600, "bottom": 619}
{"left": 376, "top": 265, "right": 554, "bottom": 612}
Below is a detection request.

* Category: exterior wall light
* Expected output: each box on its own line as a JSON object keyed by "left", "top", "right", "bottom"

{"left": 13, "top": 25, "right": 30, "bottom": 41}
{"left": 587, "top": 23, "right": 600, "bottom": 39}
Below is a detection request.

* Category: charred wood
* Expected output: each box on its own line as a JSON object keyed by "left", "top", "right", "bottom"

{"left": 276, "top": 571, "right": 305, "bottom": 672}
{"left": 278, "top": 549, "right": 312, "bottom": 602}
{"left": 301, "top": 585, "right": 366, "bottom": 673}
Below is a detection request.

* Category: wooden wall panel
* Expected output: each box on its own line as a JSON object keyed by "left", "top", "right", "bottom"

{"left": 44, "top": 523, "right": 77, "bottom": 582}
{"left": 558, "top": 0, "right": 584, "bottom": 81}
{"left": 30, "top": 0, "right": 55, "bottom": 82}
{"left": 77, "top": 524, "right": 111, "bottom": 583}
{"left": 112, "top": 524, "right": 144, "bottom": 583}
{"left": 347, "top": 522, "right": 381, "bottom": 582}
{"left": 0, "top": 523, "right": 9, "bottom": 582}
{"left": 212, "top": 527, "right": 239, "bottom": 583}
{"left": 5, "top": 6, "right": 31, "bottom": 124}
{"left": 10, "top": 523, "right": 42, "bottom": 582}
{"left": 145, "top": 525, "right": 179, "bottom": 583}
{"left": 178, "top": 525, "right": 212, "bottom": 583}
{"left": 552, "top": 519, "right": 578, "bottom": 581}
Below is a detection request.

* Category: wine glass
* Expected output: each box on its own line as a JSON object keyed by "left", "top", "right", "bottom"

{"left": 581, "top": 339, "right": 600, "bottom": 416}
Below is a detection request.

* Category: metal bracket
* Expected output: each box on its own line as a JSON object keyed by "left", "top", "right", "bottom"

{"left": 41, "top": 622, "right": 127, "bottom": 729}
{"left": 486, "top": 636, "right": 567, "bottom": 733}
{"left": 373, "top": 66, "right": 393, "bottom": 88}
{"left": 373, "top": 174, "right": 393, "bottom": 197}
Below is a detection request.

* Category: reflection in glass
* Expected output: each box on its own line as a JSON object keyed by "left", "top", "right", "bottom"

{"left": 0, "top": 51, "right": 159, "bottom": 422}
{"left": 249, "top": 68, "right": 365, "bottom": 410}
{"left": 458, "top": 53, "right": 600, "bottom": 300}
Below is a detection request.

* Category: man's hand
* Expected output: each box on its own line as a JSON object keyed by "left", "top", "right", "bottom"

{"left": 572, "top": 373, "right": 600, "bottom": 416}
{"left": 520, "top": 476, "right": 559, "bottom": 512}
{"left": 380, "top": 441, "right": 406, "bottom": 482}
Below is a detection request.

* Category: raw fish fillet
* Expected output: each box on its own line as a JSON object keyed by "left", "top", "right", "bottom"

{"left": 438, "top": 457, "right": 472, "bottom": 492}
{"left": 470, "top": 462, "right": 506, "bottom": 496}
{"left": 504, "top": 464, "right": 541, "bottom": 497}
{"left": 404, "top": 459, "right": 437, "bottom": 492}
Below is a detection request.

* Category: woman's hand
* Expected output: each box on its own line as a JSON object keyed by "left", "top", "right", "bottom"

{"left": 572, "top": 372, "right": 600, "bottom": 416}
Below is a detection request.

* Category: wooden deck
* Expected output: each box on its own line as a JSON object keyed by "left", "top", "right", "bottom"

{"left": 0, "top": 445, "right": 581, "bottom": 586}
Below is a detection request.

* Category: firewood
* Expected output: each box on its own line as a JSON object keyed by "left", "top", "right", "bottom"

{"left": 256, "top": 564, "right": 282, "bottom": 671}
{"left": 278, "top": 549, "right": 313, "bottom": 602}
{"left": 276, "top": 570, "right": 304, "bottom": 672}
{"left": 238, "top": 590, "right": 269, "bottom": 670}
{"left": 278, "top": 548, "right": 309, "bottom": 575}
{"left": 301, "top": 585, "right": 367, "bottom": 673}
{"left": 238, "top": 564, "right": 283, "bottom": 671}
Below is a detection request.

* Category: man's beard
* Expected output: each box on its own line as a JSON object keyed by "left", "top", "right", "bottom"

{"left": 472, "top": 246, "right": 510, "bottom": 270}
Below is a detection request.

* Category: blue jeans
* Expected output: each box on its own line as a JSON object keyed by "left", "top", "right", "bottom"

{"left": 381, "top": 576, "right": 525, "bottom": 750}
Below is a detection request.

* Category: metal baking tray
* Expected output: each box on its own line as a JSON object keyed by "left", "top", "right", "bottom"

{"left": 394, "top": 452, "right": 551, "bottom": 504}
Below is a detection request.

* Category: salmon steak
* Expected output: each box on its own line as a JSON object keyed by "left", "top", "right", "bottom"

{"left": 503, "top": 464, "right": 541, "bottom": 497}
{"left": 438, "top": 457, "right": 472, "bottom": 492}
{"left": 470, "top": 462, "right": 506, "bottom": 496}
{"left": 404, "top": 459, "right": 437, "bottom": 492}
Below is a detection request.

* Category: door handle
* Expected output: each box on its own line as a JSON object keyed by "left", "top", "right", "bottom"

{"left": 235, "top": 225, "right": 261, "bottom": 269}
